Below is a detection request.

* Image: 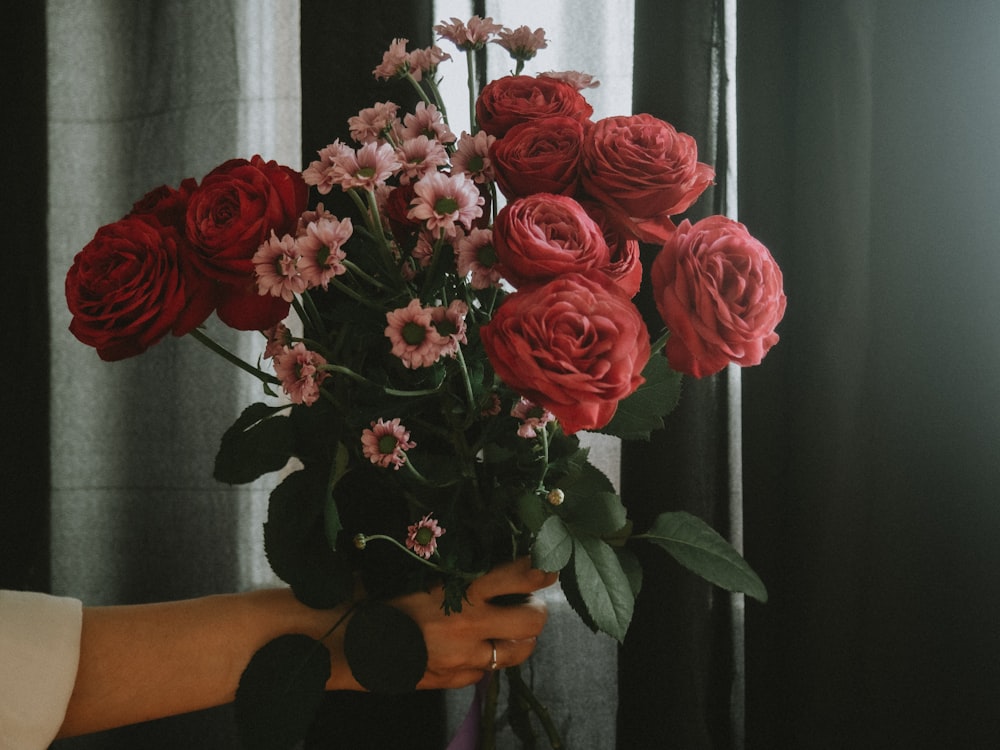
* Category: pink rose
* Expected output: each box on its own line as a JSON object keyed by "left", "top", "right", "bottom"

{"left": 480, "top": 272, "right": 650, "bottom": 434}
{"left": 65, "top": 216, "right": 213, "bottom": 361}
{"left": 493, "top": 194, "right": 610, "bottom": 289}
{"left": 475, "top": 75, "right": 594, "bottom": 138}
{"left": 650, "top": 215, "right": 786, "bottom": 377}
{"left": 580, "top": 114, "right": 715, "bottom": 243}
{"left": 489, "top": 116, "right": 585, "bottom": 199}
{"left": 185, "top": 155, "right": 308, "bottom": 282}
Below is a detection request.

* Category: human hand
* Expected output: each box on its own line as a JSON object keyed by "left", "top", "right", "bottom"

{"left": 380, "top": 557, "right": 558, "bottom": 690}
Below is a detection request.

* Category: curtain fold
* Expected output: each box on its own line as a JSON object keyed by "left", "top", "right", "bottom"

{"left": 44, "top": 1, "right": 300, "bottom": 746}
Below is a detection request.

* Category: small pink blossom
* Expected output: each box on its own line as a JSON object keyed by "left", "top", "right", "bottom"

{"left": 408, "top": 171, "right": 484, "bottom": 237}
{"left": 262, "top": 323, "right": 294, "bottom": 360}
{"left": 408, "top": 45, "right": 452, "bottom": 78}
{"left": 540, "top": 70, "right": 601, "bottom": 90}
{"left": 253, "top": 231, "right": 307, "bottom": 302}
{"left": 348, "top": 101, "right": 401, "bottom": 144}
{"left": 373, "top": 38, "right": 411, "bottom": 80}
{"left": 455, "top": 228, "right": 502, "bottom": 289}
{"left": 395, "top": 135, "right": 450, "bottom": 185}
{"left": 429, "top": 299, "right": 469, "bottom": 358}
{"left": 296, "top": 202, "right": 337, "bottom": 235}
{"left": 302, "top": 140, "right": 355, "bottom": 194}
{"left": 300, "top": 217, "right": 352, "bottom": 289}
{"left": 411, "top": 233, "right": 435, "bottom": 268}
{"left": 361, "top": 417, "right": 416, "bottom": 470}
{"left": 495, "top": 26, "right": 548, "bottom": 61}
{"left": 406, "top": 514, "right": 445, "bottom": 558}
{"left": 273, "top": 343, "right": 330, "bottom": 405}
{"left": 512, "top": 397, "right": 555, "bottom": 438}
{"left": 451, "top": 130, "right": 496, "bottom": 184}
{"left": 385, "top": 298, "right": 448, "bottom": 368}
{"left": 401, "top": 102, "right": 456, "bottom": 144}
{"left": 332, "top": 142, "right": 401, "bottom": 191}
{"left": 434, "top": 15, "right": 503, "bottom": 50}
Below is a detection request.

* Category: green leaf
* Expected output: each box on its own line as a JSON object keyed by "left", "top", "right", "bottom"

{"left": 601, "top": 352, "right": 683, "bottom": 440}
{"left": 516, "top": 490, "right": 548, "bottom": 534}
{"left": 570, "top": 535, "right": 635, "bottom": 641}
{"left": 323, "top": 444, "right": 350, "bottom": 552}
{"left": 264, "top": 468, "right": 352, "bottom": 608}
{"left": 641, "top": 511, "right": 768, "bottom": 602}
{"left": 234, "top": 634, "right": 330, "bottom": 750}
{"left": 214, "top": 403, "right": 295, "bottom": 484}
{"left": 344, "top": 601, "right": 427, "bottom": 694}
{"left": 532, "top": 515, "right": 573, "bottom": 572}
{"left": 555, "top": 462, "right": 627, "bottom": 536}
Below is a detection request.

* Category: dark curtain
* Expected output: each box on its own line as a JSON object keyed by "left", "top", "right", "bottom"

{"left": 739, "top": 2, "right": 1000, "bottom": 748}
{"left": 619, "top": 2, "right": 744, "bottom": 750}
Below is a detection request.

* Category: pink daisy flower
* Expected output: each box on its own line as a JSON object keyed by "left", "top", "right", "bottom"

{"left": 429, "top": 299, "right": 469, "bottom": 358}
{"left": 405, "top": 514, "right": 445, "bottom": 558}
{"left": 395, "top": 135, "right": 450, "bottom": 185}
{"left": 253, "top": 231, "right": 307, "bottom": 302}
{"left": 361, "top": 417, "right": 416, "bottom": 470}
{"left": 273, "top": 343, "right": 330, "bottom": 406}
{"left": 408, "top": 45, "right": 451, "bottom": 78}
{"left": 296, "top": 202, "right": 337, "bottom": 234}
{"left": 385, "top": 298, "right": 449, "bottom": 368}
{"left": 401, "top": 102, "right": 456, "bottom": 144}
{"left": 373, "top": 38, "right": 411, "bottom": 81}
{"left": 494, "top": 25, "right": 548, "bottom": 61}
{"left": 451, "top": 130, "right": 496, "bottom": 184}
{"left": 540, "top": 70, "right": 601, "bottom": 90}
{"left": 332, "top": 142, "right": 401, "bottom": 191}
{"left": 455, "top": 227, "right": 502, "bottom": 289}
{"left": 410, "top": 233, "right": 436, "bottom": 269}
{"left": 300, "top": 217, "right": 352, "bottom": 289}
{"left": 302, "top": 140, "right": 355, "bottom": 194}
{"left": 408, "top": 171, "right": 484, "bottom": 238}
{"left": 348, "top": 101, "right": 401, "bottom": 144}
{"left": 512, "top": 397, "right": 556, "bottom": 439}
{"left": 262, "top": 322, "right": 294, "bottom": 360}
{"left": 434, "top": 15, "right": 503, "bottom": 50}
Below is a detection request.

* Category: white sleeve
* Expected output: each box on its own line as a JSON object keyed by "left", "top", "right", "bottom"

{"left": 0, "top": 590, "right": 83, "bottom": 750}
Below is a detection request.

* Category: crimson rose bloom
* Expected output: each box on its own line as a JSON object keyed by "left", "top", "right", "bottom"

{"left": 651, "top": 216, "right": 786, "bottom": 378}
{"left": 475, "top": 75, "right": 593, "bottom": 138}
{"left": 490, "top": 116, "right": 585, "bottom": 199}
{"left": 581, "top": 200, "right": 643, "bottom": 298}
{"left": 480, "top": 272, "right": 650, "bottom": 434}
{"left": 493, "top": 194, "right": 610, "bottom": 289}
{"left": 185, "top": 155, "right": 308, "bottom": 282}
{"left": 129, "top": 178, "right": 199, "bottom": 228}
{"left": 580, "top": 114, "right": 715, "bottom": 243}
{"left": 66, "top": 216, "right": 213, "bottom": 361}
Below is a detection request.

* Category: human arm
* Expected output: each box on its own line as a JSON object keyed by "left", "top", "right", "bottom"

{"left": 56, "top": 557, "right": 555, "bottom": 738}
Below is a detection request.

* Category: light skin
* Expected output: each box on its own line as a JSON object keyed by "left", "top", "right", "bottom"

{"left": 56, "top": 557, "right": 556, "bottom": 738}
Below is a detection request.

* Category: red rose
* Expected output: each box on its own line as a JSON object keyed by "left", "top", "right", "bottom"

{"left": 65, "top": 216, "right": 213, "bottom": 361}
{"left": 490, "top": 116, "right": 585, "bottom": 199}
{"left": 580, "top": 114, "right": 715, "bottom": 243}
{"left": 480, "top": 272, "right": 650, "bottom": 434}
{"left": 185, "top": 155, "right": 308, "bottom": 282}
{"left": 650, "top": 216, "right": 786, "bottom": 377}
{"left": 580, "top": 200, "right": 643, "bottom": 298}
{"left": 475, "top": 75, "right": 594, "bottom": 138}
{"left": 128, "top": 177, "right": 198, "bottom": 229}
{"left": 215, "top": 280, "right": 291, "bottom": 331}
{"left": 493, "top": 194, "right": 610, "bottom": 289}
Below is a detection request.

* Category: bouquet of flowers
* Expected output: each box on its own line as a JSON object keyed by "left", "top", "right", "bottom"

{"left": 64, "top": 14, "right": 785, "bottom": 750}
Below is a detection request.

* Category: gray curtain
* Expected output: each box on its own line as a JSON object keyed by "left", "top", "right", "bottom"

{"left": 45, "top": 1, "right": 298, "bottom": 746}
{"left": 740, "top": 2, "right": 1000, "bottom": 748}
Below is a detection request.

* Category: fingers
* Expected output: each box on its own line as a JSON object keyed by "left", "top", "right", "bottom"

{"left": 417, "top": 637, "right": 539, "bottom": 690}
{"left": 465, "top": 556, "right": 558, "bottom": 604}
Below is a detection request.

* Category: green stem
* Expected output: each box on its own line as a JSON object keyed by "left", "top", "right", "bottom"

{"left": 465, "top": 50, "right": 478, "bottom": 134}
{"left": 342, "top": 259, "right": 394, "bottom": 292}
{"left": 404, "top": 70, "right": 434, "bottom": 109}
{"left": 506, "top": 666, "right": 564, "bottom": 749}
{"left": 355, "top": 533, "right": 455, "bottom": 575}
{"left": 188, "top": 328, "right": 279, "bottom": 386}
{"left": 318, "top": 363, "right": 443, "bottom": 398}
{"left": 328, "top": 277, "right": 389, "bottom": 312}
{"left": 453, "top": 345, "right": 477, "bottom": 423}
{"left": 420, "top": 230, "right": 447, "bottom": 302}
{"left": 480, "top": 671, "right": 501, "bottom": 750}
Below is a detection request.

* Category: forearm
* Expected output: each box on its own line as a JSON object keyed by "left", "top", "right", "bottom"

{"left": 57, "top": 588, "right": 356, "bottom": 738}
